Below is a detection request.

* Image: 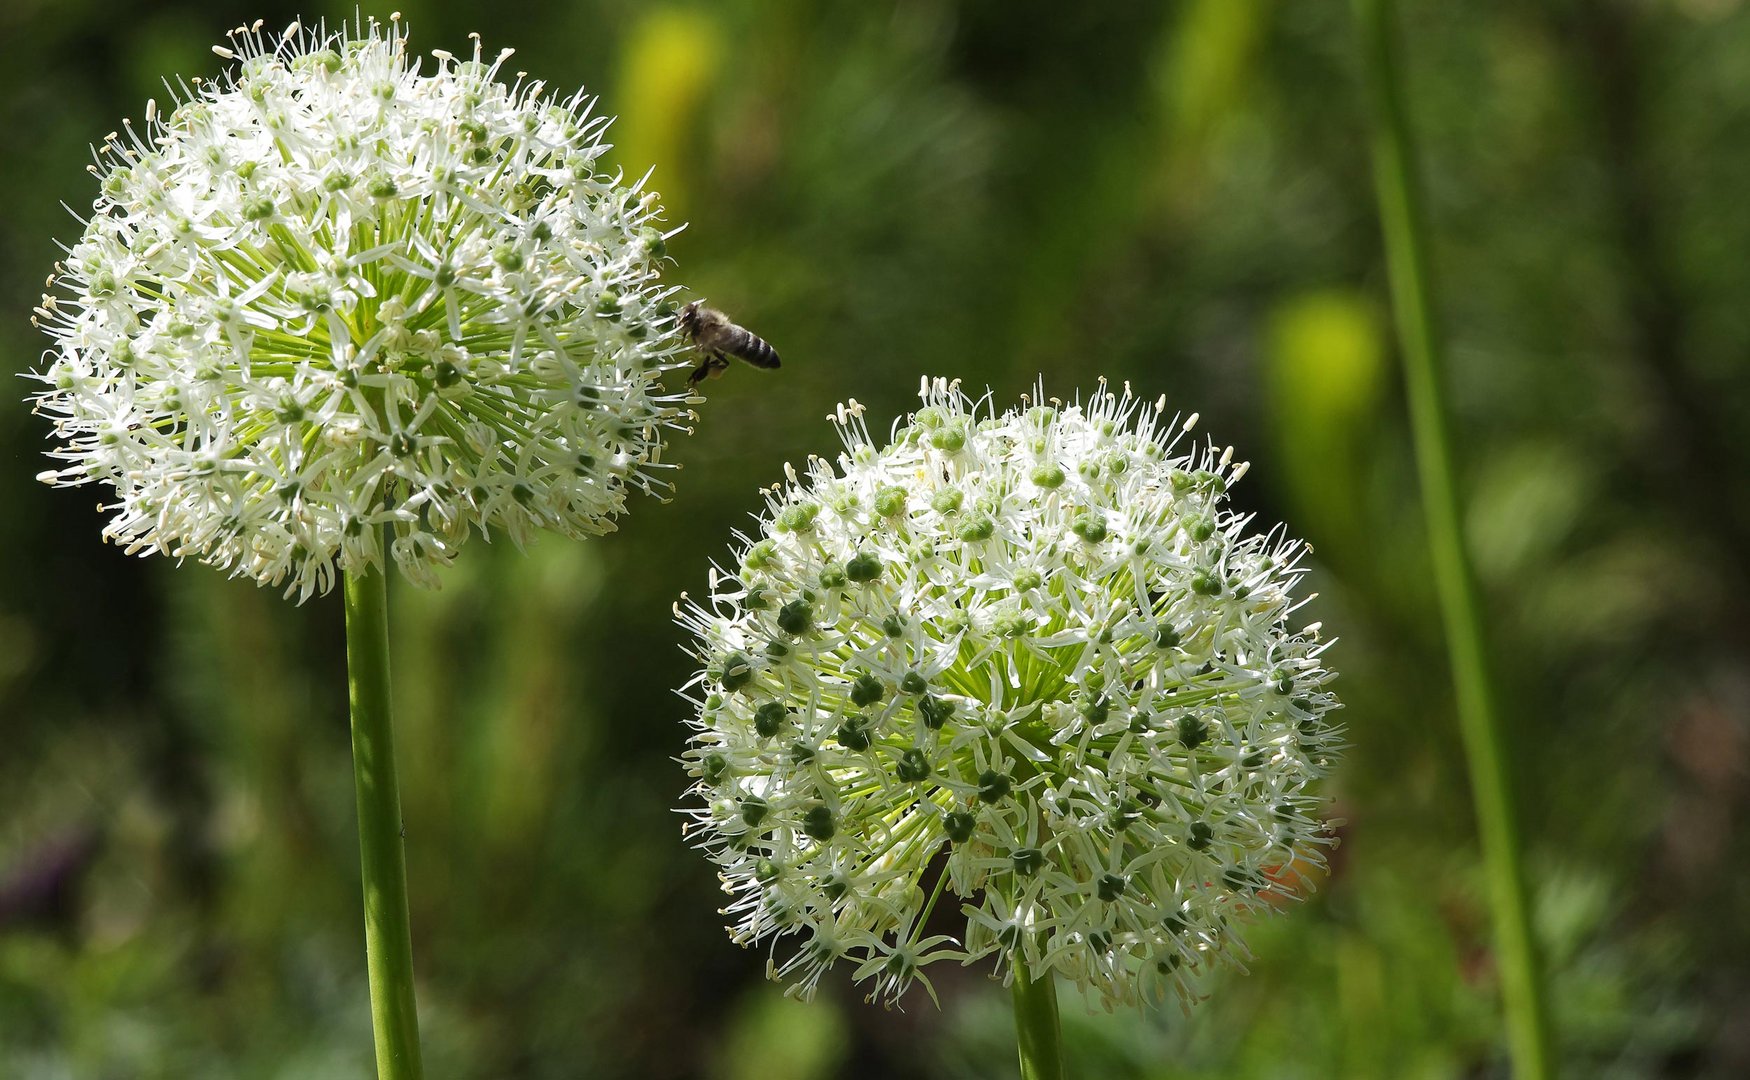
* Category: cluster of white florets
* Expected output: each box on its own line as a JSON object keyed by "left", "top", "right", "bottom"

{"left": 678, "top": 377, "right": 1342, "bottom": 1009}
{"left": 31, "top": 16, "right": 689, "bottom": 598}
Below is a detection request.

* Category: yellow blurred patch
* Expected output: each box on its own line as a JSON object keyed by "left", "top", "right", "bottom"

{"left": 613, "top": 8, "right": 724, "bottom": 221}
{"left": 1266, "top": 289, "right": 1386, "bottom": 423}
{"left": 1263, "top": 288, "right": 1389, "bottom": 558}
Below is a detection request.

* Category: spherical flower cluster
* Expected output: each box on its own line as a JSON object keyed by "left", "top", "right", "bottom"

{"left": 678, "top": 377, "right": 1342, "bottom": 1009}
{"left": 30, "top": 16, "right": 690, "bottom": 598}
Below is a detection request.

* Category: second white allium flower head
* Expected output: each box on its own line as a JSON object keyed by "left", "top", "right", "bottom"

{"left": 679, "top": 377, "right": 1342, "bottom": 1009}
{"left": 31, "top": 16, "right": 689, "bottom": 598}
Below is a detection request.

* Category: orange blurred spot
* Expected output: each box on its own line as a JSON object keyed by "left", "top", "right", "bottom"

{"left": 1259, "top": 849, "right": 1328, "bottom": 907}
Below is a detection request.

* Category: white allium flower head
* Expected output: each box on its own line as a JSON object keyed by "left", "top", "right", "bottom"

{"left": 30, "top": 15, "right": 690, "bottom": 599}
{"left": 678, "top": 377, "right": 1343, "bottom": 1009}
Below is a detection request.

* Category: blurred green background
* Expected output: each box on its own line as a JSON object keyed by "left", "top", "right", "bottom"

{"left": 2, "top": 0, "right": 1747, "bottom": 1076}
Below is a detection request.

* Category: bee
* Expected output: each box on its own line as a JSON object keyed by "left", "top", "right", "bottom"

{"left": 680, "top": 301, "right": 781, "bottom": 387}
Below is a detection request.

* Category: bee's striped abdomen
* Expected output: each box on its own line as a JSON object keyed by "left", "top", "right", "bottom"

{"left": 727, "top": 327, "right": 781, "bottom": 370}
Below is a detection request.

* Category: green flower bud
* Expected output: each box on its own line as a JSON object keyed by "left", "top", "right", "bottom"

{"left": 978, "top": 770, "right": 1011, "bottom": 804}
{"left": 849, "top": 673, "right": 885, "bottom": 708}
{"left": 943, "top": 811, "right": 976, "bottom": 844}
{"left": 719, "top": 652, "right": 755, "bottom": 692}
{"left": 896, "top": 749, "right": 931, "bottom": 782}
{"left": 803, "top": 805, "right": 836, "bottom": 842}
{"left": 1071, "top": 512, "right": 1108, "bottom": 543}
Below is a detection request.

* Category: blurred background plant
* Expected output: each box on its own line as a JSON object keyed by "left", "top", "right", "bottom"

{"left": 1, "top": 0, "right": 1745, "bottom": 1077}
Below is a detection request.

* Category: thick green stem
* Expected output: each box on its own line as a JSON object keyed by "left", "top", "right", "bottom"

{"left": 1010, "top": 956, "right": 1065, "bottom": 1080}
{"left": 1352, "top": 2, "right": 1555, "bottom": 1077}
{"left": 345, "top": 550, "right": 425, "bottom": 1080}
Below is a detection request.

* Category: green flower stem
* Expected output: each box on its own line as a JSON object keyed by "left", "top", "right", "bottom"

{"left": 1352, "top": 2, "right": 1554, "bottom": 1077}
{"left": 1010, "top": 955, "right": 1065, "bottom": 1080}
{"left": 345, "top": 546, "right": 426, "bottom": 1080}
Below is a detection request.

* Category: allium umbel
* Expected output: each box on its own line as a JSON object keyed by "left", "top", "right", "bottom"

{"left": 678, "top": 378, "right": 1342, "bottom": 1009}
{"left": 31, "top": 17, "right": 688, "bottom": 598}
